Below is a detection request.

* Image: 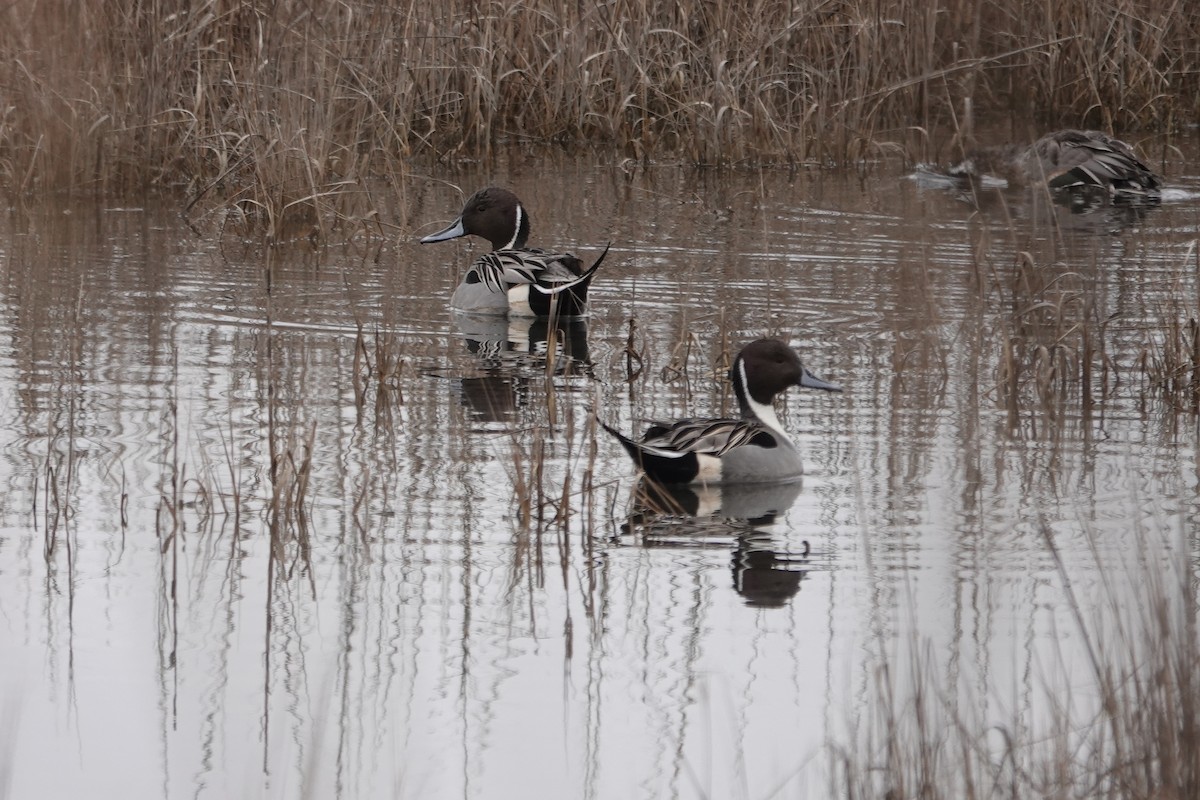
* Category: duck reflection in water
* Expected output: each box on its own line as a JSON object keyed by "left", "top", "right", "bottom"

{"left": 623, "top": 478, "right": 814, "bottom": 608}
{"left": 453, "top": 312, "right": 591, "bottom": 423}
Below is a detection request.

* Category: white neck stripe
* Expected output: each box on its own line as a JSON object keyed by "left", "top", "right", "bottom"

{"left": 503, "top": 205, "right": 523, "bottom": 250}
{"left": 740, "top": 360, "right": 792, "bottom": 444}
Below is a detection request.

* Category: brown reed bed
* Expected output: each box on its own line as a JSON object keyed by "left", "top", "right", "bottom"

{"left": 1, "top": 0, "right": 1195, "bottom": 225}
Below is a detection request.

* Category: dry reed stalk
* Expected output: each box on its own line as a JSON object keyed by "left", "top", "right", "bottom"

{"left": 371, "top": 328, "right": 405, "bottom": 400}
{"left": 352, "top": 322, "right": 369, "bottom": 410}
{"left": 623, "top": 317, "right": 646, "bottom": 393}
{"left": 659, "top": 327, "right": 703, "bottom": 414}
{"left": 264, "top": 419, "right": 318, "bottom": 590}
{"left": 543, "top": 325, "right": 560, "bottom": 428}
{"left": 509, "top": 430, "right": 534, "bottom": 534}
{"left": 579, "top": 398, "right": 600, "bottom": 616}
{"left": 501, "top": 380, "right": 607, "bottom": 603}
{"left": 217, "top": 413, "right": 244, "bottom": 540}
{"left": 627, "top": 479, "right": 693, "bottom": 520}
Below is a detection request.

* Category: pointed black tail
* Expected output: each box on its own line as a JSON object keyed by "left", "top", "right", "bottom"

{"left": 534, "top": 242, "right": 610, "bottom": 316}
{"left": 599, "top": 419, "right": 699, "bottom": 485}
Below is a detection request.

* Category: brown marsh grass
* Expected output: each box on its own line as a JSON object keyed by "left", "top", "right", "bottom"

{"left": 1, "top": 0, "right": 1196, "bottom": 227}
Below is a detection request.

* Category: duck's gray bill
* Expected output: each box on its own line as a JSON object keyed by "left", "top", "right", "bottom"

{"left": 799, "top": 368, "right": 842, "bottom": 392}
{"left": 419, "top": 218, "right": 467, "bottom": 243}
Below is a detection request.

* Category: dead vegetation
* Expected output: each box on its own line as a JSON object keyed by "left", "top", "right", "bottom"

{"left": 0, "top": 0, "right": 1195, "bottom": 223}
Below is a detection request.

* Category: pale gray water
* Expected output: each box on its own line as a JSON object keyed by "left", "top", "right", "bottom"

{"left": 2, "top": 145, "right": 1200, "bottom": 799}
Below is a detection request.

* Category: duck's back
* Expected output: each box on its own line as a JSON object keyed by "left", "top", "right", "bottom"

{"left": 1023, "top": 130, "right": 1160, "bottom": 195}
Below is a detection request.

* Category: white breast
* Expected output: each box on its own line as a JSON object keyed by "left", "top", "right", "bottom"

{"left": 694, "top": 453, "right": 723, "bottom": 484}
{"left": 506, "top": 285, "right": 535, "bottom": 317}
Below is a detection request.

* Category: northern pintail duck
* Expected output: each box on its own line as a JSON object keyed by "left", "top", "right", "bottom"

{"left": 419, "top": 187, "right": 607, "bottom": 317}
{"left": 602, "top": 339, "right": 842, "bottom": 485}
{"left": 949, "top": 129, "right": 1161, "bottom": 199}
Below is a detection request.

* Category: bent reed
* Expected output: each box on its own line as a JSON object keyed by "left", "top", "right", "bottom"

{"left": 1, "top": 0, "right": 1196, "bottom": 214}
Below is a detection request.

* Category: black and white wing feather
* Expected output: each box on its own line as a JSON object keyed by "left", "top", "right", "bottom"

{"left": 601, "top": 417, "right": 781, "bottom": 484}
{"left": 463, "top": 250, "right": 584, "bottom": 293}
{"left": 638, "top": 418, "right": 779, "bottom": 459}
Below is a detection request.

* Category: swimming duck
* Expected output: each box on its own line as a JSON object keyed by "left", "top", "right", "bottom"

{"left": 602, "top": 339, "right": 842, "bottom": 485}
{"left": 419, "top": 187, "right": 607, "bottom": 317}
{"left": 949, "top": 129, "right": 1161, "bottom": 199}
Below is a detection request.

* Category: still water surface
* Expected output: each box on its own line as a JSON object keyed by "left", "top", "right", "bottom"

{"left": 2, "top": 148, "right": 1200, "bottom": 799}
